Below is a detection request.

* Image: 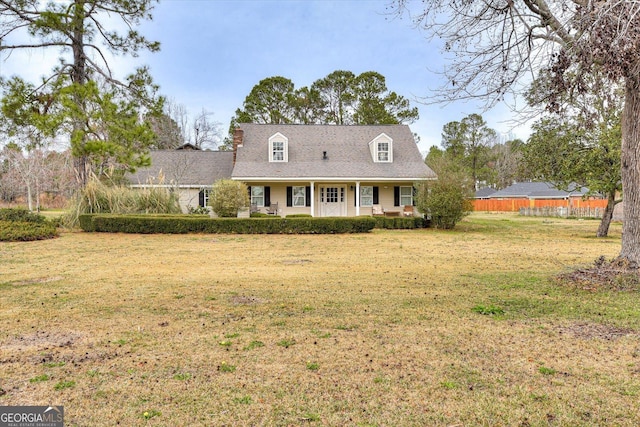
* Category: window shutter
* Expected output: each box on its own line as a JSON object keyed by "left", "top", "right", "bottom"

{"left": 394, "top": 186, "right": 400, "bottom": 207}
{"left": 373, "top": 187, "right": 379, "bottom": 205}
{"left": 198, "top": 190, "right": 205, "bottom": 207}
{"left": 286, "top": 187, "right": 293, "bottom": 207}
{"left": 247, "top": 186, "right": 252, "bottom": 201}
{"left": 305, "top": 186, "right": 311, "bottom": 207}
{"left": 264, "top": 186, "right": 271, "bottom": 206}
{"left": 412, "top": 186, "right": 417, "bottom": 206}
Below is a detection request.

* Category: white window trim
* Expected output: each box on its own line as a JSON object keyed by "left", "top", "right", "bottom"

{"left": 251, "top": 186, "right": 265, "bottom": 207}
{"left": 377, "top": 142, "right": 390, "bottom": 162}
{"left": 269, "top": 132, "right": 288, "bottom": 162}
{"left": 292, "top": 186, "right": 306, "bottom": 207}
{"left": 369, "top": 133, "right": 393, "bottom": 163}
{"left": 400, "top": 186, "right": 413, "bottom": 206}
{"left": 360, "top": 186, "right": 373, "bottom": 207}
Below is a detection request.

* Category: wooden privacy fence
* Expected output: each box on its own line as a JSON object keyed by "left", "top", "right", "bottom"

{"left": 473, "top": 198, "right": 608, "bottom": 217}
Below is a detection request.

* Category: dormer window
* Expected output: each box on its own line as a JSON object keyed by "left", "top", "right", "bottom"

{"left": 377, "top": 141, "right": 389, "bottom": 161}
{"left": 272, "top": 141, "right": 285, "bottom": 160}
{"left": 369, "top": 133, "right": 393, "bottom": 163}
{"left": 269, "top": 132, "right": 288, "bottom": 162}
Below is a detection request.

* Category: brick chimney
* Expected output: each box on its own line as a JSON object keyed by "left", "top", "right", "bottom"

{"left": 232, "top": 127, "right": 244, "bottom": 165}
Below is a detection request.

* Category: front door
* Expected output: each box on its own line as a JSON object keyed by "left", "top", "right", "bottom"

{"left": 320, "top": 186, "right": 346, "bottom": 217}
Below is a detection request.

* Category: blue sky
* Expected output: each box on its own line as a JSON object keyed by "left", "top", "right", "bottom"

{"left": 0, "top": 0, "right": 530, "bottom": 153}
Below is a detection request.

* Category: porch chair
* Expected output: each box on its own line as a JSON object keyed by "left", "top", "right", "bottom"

{"left": 266, "top": 202, "right": 279, "bottom": 216}
{"left": 250, "top": 203, "right": 259, "bottom": 214}
{"left": 372, "top": 204, "right": 384, "bottom": 216}
{"left": 403, "top": 205, "right": 414, "bottom": 217}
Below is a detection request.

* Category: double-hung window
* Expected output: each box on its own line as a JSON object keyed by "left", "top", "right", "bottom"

{"left": 377, "top": 142, "right": 389, "bottom": 162}
{"left": 272, "top": 141, "right": 284, "bottom": 161}
{"left": 292, "top": 186, "right": 306, "bottom": 207}
{"left": 251, "top": 186, "right": 265, "bottom": 207}
{"left": 400, "top": 186, "right": 413, "bottom": 206}
{"left": 360, "top": 186, "right": 373, "bottom": 207}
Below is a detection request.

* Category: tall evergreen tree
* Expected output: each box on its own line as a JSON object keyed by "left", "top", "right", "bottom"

{"left": 0, "top": 0, "right": 161, "bottom": 184}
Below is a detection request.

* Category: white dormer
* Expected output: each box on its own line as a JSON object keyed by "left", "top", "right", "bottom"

{"left": 369, "top": 133, "right": 393, "bottom": 163}
{"left": 269, "top": 132, "right": 288, "bottom": 162}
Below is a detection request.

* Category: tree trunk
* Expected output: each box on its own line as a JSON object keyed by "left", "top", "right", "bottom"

{"left": 596, "top": 190, "right": 616, "bottom": 238}
{"left": 26, "top": 183, "right": 33, "bottom": 212}
{"left": 72, "top": 0, "right": 89, "bottom": 186}
{"left": 620, "top": 74, "right": 640, "bottom": 264}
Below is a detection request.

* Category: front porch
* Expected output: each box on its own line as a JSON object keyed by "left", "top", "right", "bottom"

{"left": 246, "top": 181, "right": 417, "bottom": 217}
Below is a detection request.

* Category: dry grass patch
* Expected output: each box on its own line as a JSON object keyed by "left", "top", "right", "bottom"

{"left": 1, "top": 213, "right": 639, "bottom": 425}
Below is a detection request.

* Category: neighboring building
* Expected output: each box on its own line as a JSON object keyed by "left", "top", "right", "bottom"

{"left": 486, "top": 181, "right": 589, "bottom": 200}
{"left": 474, "top": 187, "right": 497, "bottom": 199}
{"left": 473, "top": 181, "right": 606, "bottom": 212}
{"left": 128, "top": 124, "right": 436, "bottom": 216}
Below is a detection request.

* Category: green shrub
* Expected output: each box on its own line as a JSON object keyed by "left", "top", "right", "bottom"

{"left": 0, "top": 220, "right": 58, "bottom": 241}
{"left": 79, "top": 215, "right": 377, "bottom": 234}
{"left": 416, "top": 176, "right": 473, "bottom": 230}
{"left": 209, "top": 179, "right": 249, "bottom": 218}
{"left": 286, "top": 214, "right": 313, "bottom": 218}
{"left": 0, "top": 208, "right": 46, "bottom": 223}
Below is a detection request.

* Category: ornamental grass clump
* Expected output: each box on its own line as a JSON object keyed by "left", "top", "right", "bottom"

{"left": 64, "top": 175, "right": 180, "bottom": 227}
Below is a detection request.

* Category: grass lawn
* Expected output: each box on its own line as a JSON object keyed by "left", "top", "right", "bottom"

{"left": 1, "top": 213, "right": 638, "bottom": 426}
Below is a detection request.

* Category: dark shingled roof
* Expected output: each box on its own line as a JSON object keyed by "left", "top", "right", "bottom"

{"left": 475, "top": 187, "right": 497, "bottom": 199}
{"left": 231, "top": 124, "right": 436, "bottom": 181}
{"left": 488, "top": 182, "right": 589, "bottom": 199}
{"left": 127, "top": 150, "right": 234, "bottom": 187}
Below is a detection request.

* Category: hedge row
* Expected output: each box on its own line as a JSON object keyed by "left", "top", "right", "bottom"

{"left": 0, "top": 220, "right": 58, "bottom": 242}
{"left": 373, "top": 216, "right": 429, "bottom": 229}
{"left": 79, "top": 214, "right": 378, "bottom": 234}
{"left": 0, "top": 208, "right": 58, "bottom": 242}
{"left": 0, "top": 208, "right": 46, "bottom": 223}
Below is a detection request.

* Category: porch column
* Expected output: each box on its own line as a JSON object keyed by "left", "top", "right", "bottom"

{"left": 310, "top": 181, "right": 315, "bottom": 217}
{"left": 355, "top": 181, "right": 360, "bottom": 216}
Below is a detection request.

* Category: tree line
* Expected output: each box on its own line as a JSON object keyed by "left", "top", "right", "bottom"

{"left": 231, "top": 71, "right": 418, "bottom": 128}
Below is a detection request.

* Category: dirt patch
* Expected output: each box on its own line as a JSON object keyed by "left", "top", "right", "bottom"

{"left": 11, "top": 276, "right": 64, "bottom": 286}
{"left": 557, "top": 322, "right": 638, "bottom": 340}
{"left": 556, "top": 256, "right": 640, "bottom": 292}
{"left": 228, "top": 295, "right": 268, "bottom": 305}
{"left": 282, "top": 259, "right": 313, "bottom": 265}
{"left": 2, "top": 331, "right": 83, "bottom": 351}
